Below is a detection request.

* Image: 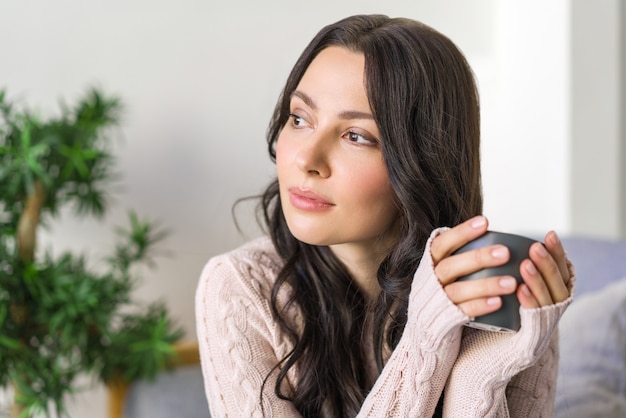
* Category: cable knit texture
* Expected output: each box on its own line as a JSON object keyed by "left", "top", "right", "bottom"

{"left": 196, "top": 229, "right": 574, "bottom": 417}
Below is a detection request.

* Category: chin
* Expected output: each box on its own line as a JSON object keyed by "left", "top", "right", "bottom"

{"left": 288, "top": 229, "right": 333, "bottom": 247}
{"left": 283, "top": 221, "right": 331, "bottom": 247}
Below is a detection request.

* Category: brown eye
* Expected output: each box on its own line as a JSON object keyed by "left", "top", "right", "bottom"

{"left": 345, "top": 131, "right": 376, "bottom": 146}
{"left": 289, "top": 113, "right": 309, "bottom": 128}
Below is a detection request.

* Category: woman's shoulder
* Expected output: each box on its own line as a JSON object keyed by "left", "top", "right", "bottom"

{"left": 197, "top": 235, "right": 283, "bottom": 303}
{"left": 207, "top": 235, "right": 282, "bottom": 275}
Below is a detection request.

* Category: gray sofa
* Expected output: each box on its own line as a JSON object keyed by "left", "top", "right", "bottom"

{"left": 556, "top": 236, "right": 626, "bottom": 417}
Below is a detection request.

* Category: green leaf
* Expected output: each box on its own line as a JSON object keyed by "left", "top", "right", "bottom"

{"left": 0, "top": 334, "right": 21, "bottom": 350}
{"left": 19, "top": 119, "right": 32, "bottom": 148}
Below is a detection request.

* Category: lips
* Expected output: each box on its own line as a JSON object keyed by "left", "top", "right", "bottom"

{"left": 288, "top": 187, "right": 334, "bottom": 211}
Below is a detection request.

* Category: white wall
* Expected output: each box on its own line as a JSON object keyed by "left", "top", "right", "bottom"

{"left": 480, "top": 0, "right": 570, "bottom": 236}
{"left": 571, "top": 0, "right": 625, "bottom": 238}
{"left": 0, "top": 0, "right": 603, "bottom": 416}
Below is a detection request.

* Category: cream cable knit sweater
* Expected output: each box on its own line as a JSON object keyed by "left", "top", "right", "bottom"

{"left": 196, "top": 231, "right": 573, "bottom": 417}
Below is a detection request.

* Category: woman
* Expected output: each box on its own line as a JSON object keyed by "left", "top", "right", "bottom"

{"left": 196, "top": 14, "right": 573, "bottom": 417}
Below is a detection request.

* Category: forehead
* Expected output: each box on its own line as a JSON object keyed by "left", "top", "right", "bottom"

{"left": 295, "top": 46, "right": 369, "bottom": 110}
{"left": 302, "top": 46, "right": 365, "bottom": 83}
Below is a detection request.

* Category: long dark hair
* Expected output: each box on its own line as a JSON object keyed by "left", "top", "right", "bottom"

{"left": 260, "top": 14, "right": 482, "bottom": 417}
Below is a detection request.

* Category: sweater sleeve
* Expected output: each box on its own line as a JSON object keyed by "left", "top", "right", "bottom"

{"left": 503, "top": 258, "right": 576, "bottom": 417}
{"left": 357, "top": 228, "right": 470, "bottom": 417}
{"left": 504, "top": 328, "right": 560, "bottom": 417}
{"left": 442, "top": 260, "right": 575, "bottom": 417}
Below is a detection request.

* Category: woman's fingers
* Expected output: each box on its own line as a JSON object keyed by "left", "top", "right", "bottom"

{"left": 457, "top": 295, "right": 502, "bottom": 319}
{"left": 544, "top": 231, "right": 571, "bottom": 286}
{"left": 432, "top": 216, "right": 512, "bottom": 286}
{"left": 445, "top": 275, "right": 518, "bottom": 303}
{"left": 518, "top": 233, "right": 570, "bottom": 308}
{"left": 435, "top": 244, "right": 510, "bottom": 286}
{"left": 431, "top": 215, "right": 488, "bottom": 264}
{"left": 432, "top": 218, "right": 572, "bottom": 314}
{"left": 517, "top": 284, "right": 539, "bottom": 308}
{"left": 520, "top": 258, "right": 554, "bottom": 307}
{"left": 432, "top": 215, "right": 515, "bottom": 318}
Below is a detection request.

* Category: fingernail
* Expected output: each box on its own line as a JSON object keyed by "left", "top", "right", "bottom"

{"left": 491, "top": 246, "right": 508, "bottom": 259}
{"left": 521, "top": 284, "right": 532, "bottom": 297}
{"left": 486, "top": 296, "right": 501, "bottom": 306}
{"left": 549, "top": 231, "right": 560, "bottom": 245}
{"left": 526, "top": 262, "right": 538, "bottom": 275}
{"left": 499, "top": 276, "right": 518, "bottom": 289}
{"left": 471, "top": 216, "right": 487, "bottom": 229}
{"left": 535, "top": 244, "right": 548, "bottom": 258}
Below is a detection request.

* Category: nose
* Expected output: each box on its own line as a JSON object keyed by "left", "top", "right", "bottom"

{"left": 295, "top": 133, "right": 331, "bottom": 178}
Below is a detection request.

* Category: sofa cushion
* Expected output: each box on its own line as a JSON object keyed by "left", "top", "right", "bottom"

{"left": 560, "top": 236, "right": 626, "bottom": 297}
{"left": 556, "top": 276, "right": 626, "bottom": 417}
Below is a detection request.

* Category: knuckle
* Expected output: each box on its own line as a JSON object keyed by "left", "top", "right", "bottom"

{"left": 435, "top": 260, "right": 452, "bottom": 283}
{"left": 473, "top": 247, "right": 494, "bottom": 267}
{"left": 480, "top": 278, "right": 494, "bottom": 295}
{"left": 472, "top": 248, "right": 484, "bottom": 265}
{"left": 458, "top": 301, "right": 474, "bottom": 317}
{"left": 445, "top": 282, "right": 460, "bottom": 302}
{"left": 430, "top": 238, "right": 443, "bottom": 261}
{"left": 469, "top": 299, "right": 488, "bottom": 317}
{"left": 538, "top": 257, "right": 559, "bottom": 278}
{"left": 547, "top": 262, "right": 560, "bottom": 277}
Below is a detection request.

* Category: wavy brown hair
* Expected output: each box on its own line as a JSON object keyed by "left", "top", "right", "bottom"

{"left": 260, "top": 14, "right": 482, "bottom": 417}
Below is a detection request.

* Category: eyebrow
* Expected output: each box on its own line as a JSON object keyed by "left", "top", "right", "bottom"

{"left": 291, "top": 90, "right": 374, "bottom": 121}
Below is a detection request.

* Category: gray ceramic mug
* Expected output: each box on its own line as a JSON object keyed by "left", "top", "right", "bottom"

{"left": 453, "top": 231, "right": 539, "bottom": 332}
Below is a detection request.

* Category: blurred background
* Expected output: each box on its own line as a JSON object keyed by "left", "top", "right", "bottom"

{"left": 1, "top": 0, "right": 624, "bottom": 416}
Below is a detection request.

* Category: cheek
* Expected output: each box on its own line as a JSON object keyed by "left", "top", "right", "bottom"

{"left": 347, "top": 163, "right": 393, "bottom": 200}
{"left": 344, "top": 164, "right": 398, "bottom": 217}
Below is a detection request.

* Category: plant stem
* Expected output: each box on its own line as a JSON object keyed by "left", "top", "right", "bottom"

{"left": 106, "top": 376, "right": 129, "bottom": 418}
{"left": 16, "top": 181, "right": 45, "bottom": 263}
{"left": 9, "top": 402, "right": 25, "bottom": 418}
{"left": 10, "top": 383, "right": 27, "bottom": 418}
{"left": 13, "top": 181, "right": 44, "bottom": 417}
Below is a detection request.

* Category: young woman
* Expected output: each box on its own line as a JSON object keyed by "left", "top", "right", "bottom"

{"left": 196, "top": 14, "right": 573, "bottom": 417}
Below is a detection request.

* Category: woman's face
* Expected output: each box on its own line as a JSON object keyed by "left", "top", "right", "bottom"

{"left": 276, "top": 46, "right": 399, "bottom": 255}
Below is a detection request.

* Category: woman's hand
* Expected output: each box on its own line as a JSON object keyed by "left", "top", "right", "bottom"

{"left": 430, "top": 216, "right": 571, "bottom": 319}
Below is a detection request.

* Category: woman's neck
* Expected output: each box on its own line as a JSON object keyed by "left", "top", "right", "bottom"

{"left": 329, "top": 242, "right": 389, "bottom": 302}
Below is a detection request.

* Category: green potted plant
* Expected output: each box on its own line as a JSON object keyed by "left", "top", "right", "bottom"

{"left": 0, "top": 88, "right": 184, "bottom": 417}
